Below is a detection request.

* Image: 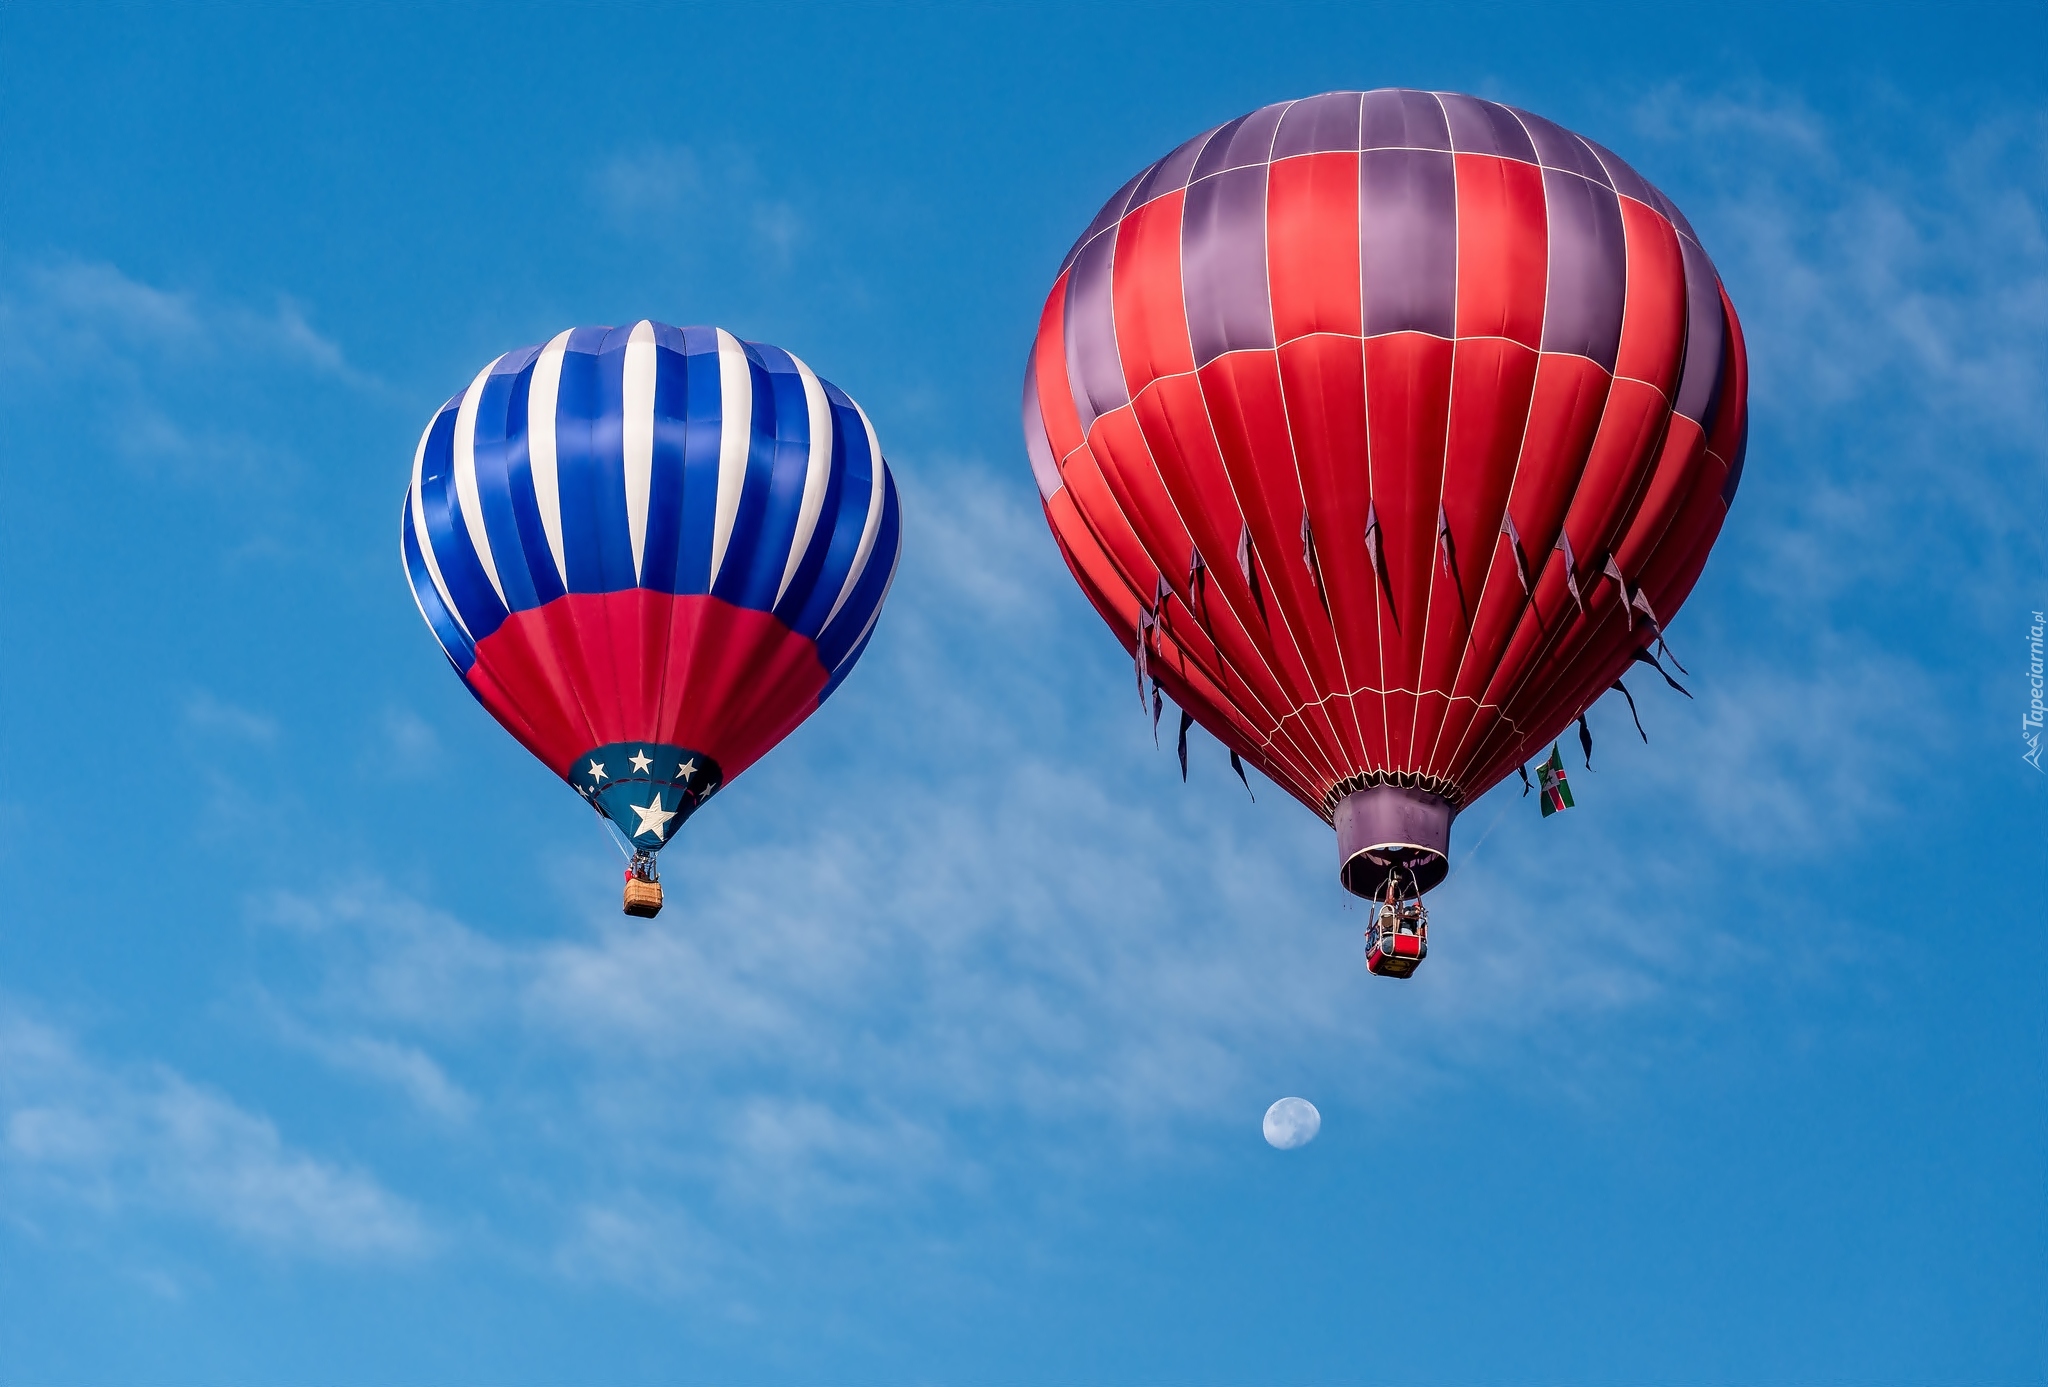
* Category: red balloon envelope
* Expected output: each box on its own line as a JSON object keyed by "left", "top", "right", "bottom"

{"left": 1022, "top": 90, "right": 1748, "bottom": 900}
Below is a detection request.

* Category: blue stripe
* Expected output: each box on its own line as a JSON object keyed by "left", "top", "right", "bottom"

{"left": 495, "top": 349, "right": 568, "bottom": 607}
{"left": 784, "top": 389, "right": 874, "bottom": 640}
{"left": 471, "top": 354, "right": 543, "bottom": 613}
{"left": 402, "top": 496, "right": 477, "bottom": 673}
{"left": 676, "top": 326, "right": 726, "bottom": 594}
{"left": 814, "top": 470, "right": 900, "bottom": 674}
{"left": 639, "top": 327, "right": 691, "bottom": 595}
{"left": 821, "top": 623, "right": 878, "bottom": 702}
{"left": 709, "top": 345, "right": 783, "bottom": 608}
{"left": 418, "top": 402, "right": 510, "bottom": 642}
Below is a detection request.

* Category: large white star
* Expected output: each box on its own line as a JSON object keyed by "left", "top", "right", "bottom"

{"left": 628, "top": 750, "right": 653, "bottom": 774}
{"left": 586, "top": 760, "right": 607, "bottom": 783}
{"left": 627, "top": 791, "right": 677, "bottom": 840}
{"left": 677, "top": 758, "right": 697, "bottom": 780}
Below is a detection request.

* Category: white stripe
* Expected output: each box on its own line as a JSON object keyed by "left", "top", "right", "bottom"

{"left": 708, "top": 328, "right": 753, "bottom": 587}
{"left": 774, "top": 353, "right": 835, "bottom": 607}
{"left": 526, "top": 329, "right": 572, "bottom": 586}
{"left": 821, "top": 402, "right": 888, "bottom": 632}
{"left": 452, "top": 356, "right": 510, "bottom": 609}
{"left": 622, "top": 321, "right": 657, "bottom": 581}
{"left": 830, "top": 527, "right": 901, "bottom": 674}
{"left": 408, "top": 414, "right": 473, "bottom": 642}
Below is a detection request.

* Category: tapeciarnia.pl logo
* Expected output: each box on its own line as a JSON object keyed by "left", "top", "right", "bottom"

{"left": 2026, "top": 610, "right": 2045, "bottom": 772}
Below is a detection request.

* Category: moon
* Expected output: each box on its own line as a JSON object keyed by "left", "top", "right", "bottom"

{"left": 1263, "top": 1097, "right": 1321, "bottom": 1150}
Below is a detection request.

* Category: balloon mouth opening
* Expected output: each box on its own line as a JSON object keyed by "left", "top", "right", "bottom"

{"left": 1336, "top": 785, "right": 1454, "bottom": 899}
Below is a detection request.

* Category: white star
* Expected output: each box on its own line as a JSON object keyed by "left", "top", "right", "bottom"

{"left": 586, "top": 760, "right": 607, "bottom": 783}
{"left": 677, "top": 759, "right": 697, "bottom": 780}
{"left": 627, "top": 791, "right": 677, "bottom": 841}
{"left": 628, "top": 750, "right": 653, "bottom": 774}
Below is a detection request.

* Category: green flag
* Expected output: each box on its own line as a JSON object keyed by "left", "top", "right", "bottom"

{"left": 1537, "top": 742, "right": 1574, "bottom": 817}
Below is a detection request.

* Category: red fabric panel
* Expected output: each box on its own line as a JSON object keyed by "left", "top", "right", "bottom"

{"left": 1439, "top": 353, "right": 1611, "bottom": 779}
{"left": 1033, "top": 274, "right": 1086, "bottom": 464}
{"left": 1613, "top": 414, "right": 1708, "bottom": 579}
{"left": 1612, "top": 200, "right": 1687, "bottom": 390}
{"left": 1268, "top": 152, "right": 1363, "bottom": 342}
{"left": 1128, "top": 375, "right": 1341, "bottom": 786}
{"left": 1112, "top": 191, "right": 1196, "bottom": 393}
{"left": 1197, "top": 352, "right": 1355, "bottom": 775}
{"left": 1277, "top": 332, "right": 1377, "bottom": 770}
{"left": 1362, "top": 333, "right": 1456, "bottom": 767}
{"left": 469, "top": 592, "right": 828, "bottom": 784}
{"left": 1453, "top": 153, "right": 1547, "bottom": 347}
{"left": 1055, "top": 443, "right": 1160, "bottom": 614}
{"left": 1087, "top": 406, "right": 1199, "bottom": 608}
{"left": 1411, "top": 337, "right": 1540, "bottom": 777}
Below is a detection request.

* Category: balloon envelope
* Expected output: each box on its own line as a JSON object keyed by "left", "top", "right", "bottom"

{"left": 404, "top": 322, "right": 901, "bottom": 853}
{"left": 1023, "top": 90, "right": 1747, "bottom": 893}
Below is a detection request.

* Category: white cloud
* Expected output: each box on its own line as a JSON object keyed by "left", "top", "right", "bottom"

{"left": 0, "top": 257, "right": 376, "bottom": 389}
{"left": 0, "top": 1006, "right": 430, "bottom": 1259}
{"left": 589, "top": 143, "right": 809, "bottom": 267}
{"left": 1627, "top": 84, "right": 2048, "bottom": 616}
{"left": 183, "top": 690, "right": 280, "bottom": 747}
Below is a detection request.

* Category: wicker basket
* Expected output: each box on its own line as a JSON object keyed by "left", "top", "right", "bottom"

{"left": 622, "top": 878, "right": 664, "bottom": 918}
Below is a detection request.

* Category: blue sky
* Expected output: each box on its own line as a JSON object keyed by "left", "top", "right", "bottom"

{"left": 0, "top": 3, "right": 2043, "bottom": 1381}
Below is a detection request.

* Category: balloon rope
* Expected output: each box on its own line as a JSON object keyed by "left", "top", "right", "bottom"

{"left": 600, "top": 817, "right": 636, "bottom": 863}
{"left": 1448, "top": 790, "right": 1516, "bottom": 881}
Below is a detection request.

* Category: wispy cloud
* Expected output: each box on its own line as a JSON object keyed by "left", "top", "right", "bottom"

{"left": 589, "top": 143, "right": 808, "bottom": 270}
{"left": 0, "top": 257, "right": 381, "bottom": 391}
{"left": 0, "top": 1005, "right": 431, "bottom": 1259}
{"left": 240, "top": 469, "right": 1845, "bottom": 1241}
{"left": 183, "top": 690, "right": 281, "bottom": 747}
{"left": 1627, "top": 83, "right": 2048, "bottom": 616}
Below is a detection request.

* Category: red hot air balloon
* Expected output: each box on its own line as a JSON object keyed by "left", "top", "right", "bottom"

{"left": 1022, "top": 90, "right": 1748, "bottom": 972}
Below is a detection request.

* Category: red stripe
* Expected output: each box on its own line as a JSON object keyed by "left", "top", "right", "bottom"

{"left": 1268, "top": 152, "right": 1363, "bottom": 341}
{"left": 1277, "top": 332, "right": 1381, "bottom": 770}
{"left": 1362, "top": 333, "right": 1456, "bottom": 767}
{"left": 1112, "top": 190, "right": 1196, "bottom": 392}
{"left": 1453, "top": 154, "right": 1547, "bottom": 346}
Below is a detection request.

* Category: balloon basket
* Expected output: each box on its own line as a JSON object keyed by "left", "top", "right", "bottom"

{"left": 623, "top": 878, "right": 664, "bottom": 918}
{"left": 1364, "top": 898, "right": 1428, "bottom": 978}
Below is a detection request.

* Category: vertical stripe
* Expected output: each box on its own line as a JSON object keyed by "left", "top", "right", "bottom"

{"left": 1063, "top": 227, "right": 1128, "bottom": 432}
{"left": 1452, "top": 153, "right": 1548, "bottom": 345}
{"left": 1266, "top": 152, "right": 1362, "bottom": 341}
{"left": 1022, "top": 364, "right": 1062, "bottom": 501}
{"left": 1360, "top": 88, "right": 1449, "bottom": 151}
{"left": 526, "top": 329, "right": 572, "bottom": 586}
{"left": 775, "top": 353, "right": 835, "bottom": 606}
{"left": 822, "top": 403, "right": 888, "bottom": 632}
{"left": 1272, "top": 91, "right": 1363, "bottom": 158}
{"left": 1438, "top": 93, "right": 1538, "bottom": 162}
{"left": 1360, "top": 148, "right": 1458, "bottom": 337}
{"left": 709, "top": 327, "right": 752, "bottom": 586}
{"left": 452, "top": 356, "right": 510, "bottom": 607}
{"left": 1671, "top": 236, "right": 1730, "bottom": 423}
{"left": 1538, "top": 169, "right": 1628, "bottom": 368}
{"left": 1510, "top": 107, "right": 1612, "bottom": 185}
{"left": 1183, "top": 164, "right": 1274, "bottom": 366}
{"left": 830, "top": 522, "right": 900, "bottom": 675}
{"left": 1111, "top": 188, "right": 1196, "bottom": 390}
{"left": 621, "top": 320, "right": 657, "bottom": 580}
{"left": 409, "top": 412, "right": 472, "bottom": 641}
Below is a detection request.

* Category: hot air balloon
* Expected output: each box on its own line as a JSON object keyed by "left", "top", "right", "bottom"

{"left": 1022, "top": 90, "right": 1747, "bottom": 974}
{"left": 404, "top": 322, "right": 901, "bottom": 917}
